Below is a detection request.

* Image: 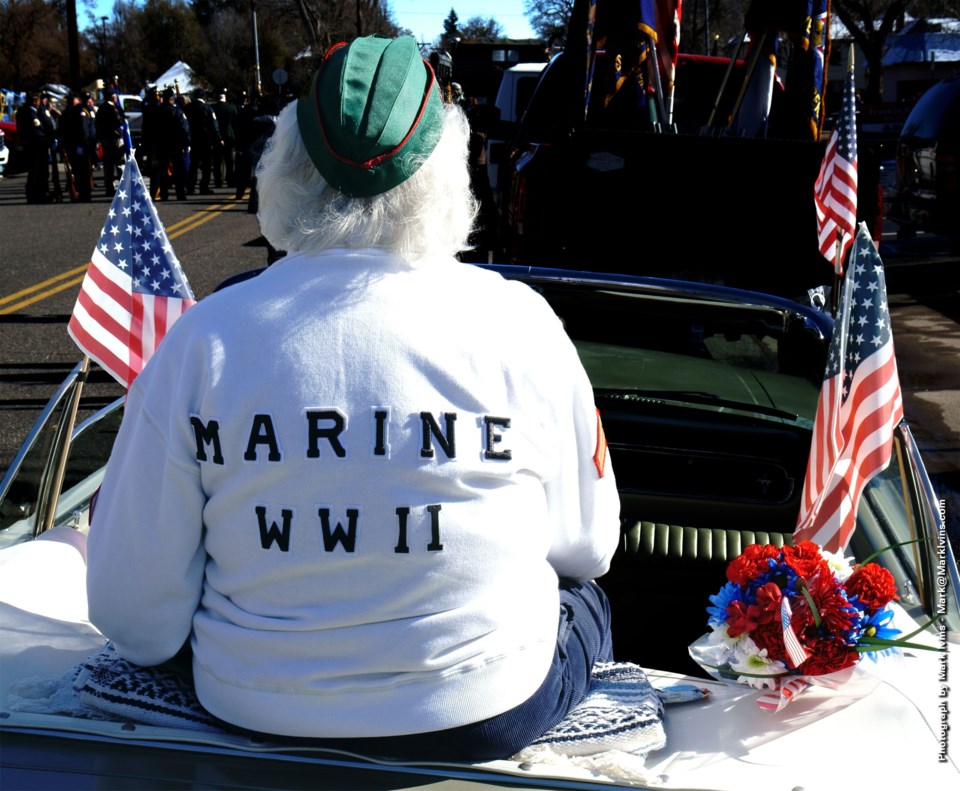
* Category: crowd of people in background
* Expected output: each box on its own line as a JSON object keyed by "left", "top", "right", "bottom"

{"left": 13, "top": 87, "right": 127, "bottom": 204}
{"left": 9, "top": 83, "right": 288, "bottom": 211}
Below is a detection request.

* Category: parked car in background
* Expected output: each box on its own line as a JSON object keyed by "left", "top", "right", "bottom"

{"left": 1, "top": 264, "right": 957, "bottom": 789}
{"left": 0, "top": 124, "right": 8, "bottom": 176}
{"left": 484, "top": 62, "right": 546, "bottom": 200}
{"left": 0, "top": 118, "right": 19, "bottom": 174}
{"left": 495, "top": 0, "right": 839, "bottom": 300}
{"left": 119, "top": 93, "right": 143, "bottom": 147}
{"left": 889, "top": 78, "right": 960, "bottom": 246}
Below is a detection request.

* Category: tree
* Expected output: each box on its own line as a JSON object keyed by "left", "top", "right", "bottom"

{"left": 443, "top": 8, "right": 459, "bottom": 38}
{"left": 832, "top": 0, "right": 911, "bottom": 103}
{"left": 523, "top": 0, "right": 572, "bottom": 48}
{"left": 292, "top": 0, "right": 397, "bottom": 53}
{"left": 681, "top": 0, "right": 749, "bottom": 57}
{"left": 139, "top": 0, "right": 205, "bottom": 72}
{"left": 0, "top": 0, "right": 76, "bottom": 88}
{"left": 459, "top": 16, "right": 504, "bottom": 42}
{"left": 109, "top": 2, "right": 155, "bottom": 91}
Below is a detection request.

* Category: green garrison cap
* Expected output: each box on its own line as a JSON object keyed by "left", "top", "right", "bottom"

{"left": 297, "top": 35, "right": 444, "bottom": 198}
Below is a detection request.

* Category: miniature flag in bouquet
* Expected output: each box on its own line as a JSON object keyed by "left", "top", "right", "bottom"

{"left": 68, "top": 157, "right": 196, "bottom": 388}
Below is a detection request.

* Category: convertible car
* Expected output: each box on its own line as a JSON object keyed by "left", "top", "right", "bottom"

{"left": 1, "top": 265, "right": 957, "bottom": 789}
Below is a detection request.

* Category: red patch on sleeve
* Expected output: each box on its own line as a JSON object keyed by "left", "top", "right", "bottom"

{"left": 593, "top": 408, "right": 608, "bottom": 478}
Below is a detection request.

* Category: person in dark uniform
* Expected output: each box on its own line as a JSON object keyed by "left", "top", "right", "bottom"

{"left": 233, "top": 92, "right": 258, "bottom": 200}
{"left": 244, "top": 95, "right": 280, "bottom": 214}
{"left": 157, "top": 88, "right": 191, "bottom": 200}
{"left": 38, "top": 92, "right": 62, "bottom": 201}
{"left": 138, "top": 85, "right": 162, "bottom": 197}
{"left": 15, "top": 92, "right": 50, "bottom": 203}
{"left": 96, "top": 89, "right": 127, "bottom": 196}
{"left": 184, "top": 88, "right": 221, "bottom": 194}
{"left": 212, "top": 91, "right": 237, "bottom": 188}
{"left": 60, "top": 92, "right": 97, "bottom": 202}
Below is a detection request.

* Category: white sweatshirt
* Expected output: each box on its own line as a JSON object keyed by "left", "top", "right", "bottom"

{"left": 87, "top": 249, "right": 621, "bottom": 738}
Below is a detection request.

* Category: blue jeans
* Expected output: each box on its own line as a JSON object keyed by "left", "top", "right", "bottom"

{"left": 288, "top": 578, "right": 615, "bottom": 761}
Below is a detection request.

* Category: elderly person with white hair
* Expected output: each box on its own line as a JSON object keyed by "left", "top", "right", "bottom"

{"left": 87, "top": 35, "right": 621, "bottom": 761}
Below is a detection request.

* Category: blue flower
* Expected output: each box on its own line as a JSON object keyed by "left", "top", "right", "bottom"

{"left": 858, "top": 605, "right": 902, "bottom": 661}
{"left": 707, "top": 582, "right": 742, "bottom": 627}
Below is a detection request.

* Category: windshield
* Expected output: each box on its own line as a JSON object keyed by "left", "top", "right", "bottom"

{"left": 551, "top": 285, "right": 827, "bottom": 424}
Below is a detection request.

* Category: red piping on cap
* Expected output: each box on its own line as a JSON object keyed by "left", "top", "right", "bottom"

{"left": 311, "top": 57, "right": 440, "bottom": 172}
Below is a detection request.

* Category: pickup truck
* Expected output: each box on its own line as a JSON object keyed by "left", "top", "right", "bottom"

{"left": 496, "top": 0, "right": 838, "bottom": 301}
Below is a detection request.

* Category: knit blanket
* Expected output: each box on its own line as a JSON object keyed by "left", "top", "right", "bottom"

{"left": 511, "top": 661, "right": 666, "bottom": 783}
{"left": 72, "top": 643, "right": 224, "bottom": 730}
{"left": 8, "top": 647, "right": 665, "bottom": 781}
{"left": 6, "top": 643, "right": 223, "bottom": 732}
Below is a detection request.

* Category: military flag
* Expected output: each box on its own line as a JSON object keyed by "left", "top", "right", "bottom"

{"left": 806, "top": 0, "right": 830, "bottom": 137}
{"left": 814, "top": 43, "right": 858, "bottom": 275}
{"left": 68, "top": 157, "right": 195, "bottom": 388}
{"left": 794, "top": 224, "right": 904, "bottom": 553}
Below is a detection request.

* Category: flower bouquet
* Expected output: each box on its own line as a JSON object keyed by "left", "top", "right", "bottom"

{"left": 689, "top": 540, "right": 934, "bottom": 712}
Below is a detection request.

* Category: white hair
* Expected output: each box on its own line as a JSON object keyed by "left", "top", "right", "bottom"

{"left": 255, "top": 101, "right": 478, "bottom": 262}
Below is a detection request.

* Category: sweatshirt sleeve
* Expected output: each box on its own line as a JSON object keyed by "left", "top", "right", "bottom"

{"left": 86, "top": 378, "right": 206, "bottom": 667}
{"left": 542, "top": 331, "right": 622, "bottom": 582}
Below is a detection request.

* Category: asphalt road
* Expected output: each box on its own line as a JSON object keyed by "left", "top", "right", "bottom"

{"left": 1, "top": 165, "right": 959, "bottom": 537}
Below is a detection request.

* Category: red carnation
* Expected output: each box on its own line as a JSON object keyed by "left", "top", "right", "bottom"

{"left": 783, "top": 541, "right": 829, "bottom": 580}
{"left": 845, "top": 563, "right": 899, "bottom": 610}
{"left": 791, "top": 573, "right": 857, "bottom": 639}
{"left": 799, "top": 636, "right": 859, "bottom": 676}
{"left": 754, "top": 582, "right": 782, "bottom": 624}
{"left": 725, "top": 600, "right": 760, "bottom": 637}
{"left": 752, "top": 619, "right": 787, "bottom": 662}
{"left": 727, "top": 544, "right": 781, "bottom": 586}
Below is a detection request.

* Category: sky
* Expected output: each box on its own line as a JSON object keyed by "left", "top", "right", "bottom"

{"left": 390, "top": 1, "right": 535, "bottom": 42}
{"left": 85, "top": 1, "right": 536, "bottom": 43}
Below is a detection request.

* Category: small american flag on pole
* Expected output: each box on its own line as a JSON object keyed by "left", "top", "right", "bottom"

{"left": 68, "top": 157, "right": 195, "bottom": 388}
{"left": 814, "top": 44, "right": 858, "bottom": 275}
{"left": 780, "top": 596, "right": 811, "bottom": 668}
{"left": 794, "top": 224, "right": 904, "bottom": 553}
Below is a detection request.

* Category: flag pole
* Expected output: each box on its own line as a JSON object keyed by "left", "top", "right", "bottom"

{"left": 583, "top": 0, "right": 598, "bottom": 120}
{"left": 36, "top": 356, "right": 90, "bottom": 535}
{"left": 830, "top": 45, "right": 856, "bottom": 316}
{"left": 726, "top": 30, "right": 768, "bottom": 130}
{"left": 830, "top": 230, "right": 844, "bottom": 315}
{"left": 703, "top": 29, "right": 748, "bottom": 133}
{"left": 643, "top": 29, "right": 668, "bottom": 132}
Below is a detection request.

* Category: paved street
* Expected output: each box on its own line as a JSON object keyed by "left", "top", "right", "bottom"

{"left": 1, "top": 165, "right": 958, "bottom": 537}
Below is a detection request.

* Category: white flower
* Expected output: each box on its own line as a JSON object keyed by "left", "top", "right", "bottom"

{"left": 820, "top": 547, "right": 855, "bottom": 581}
{"left": 729, "top": 645, "right": 789, "bottom": 690}
{"left": 713, "top": 622, "right": 743, "bottom": 646}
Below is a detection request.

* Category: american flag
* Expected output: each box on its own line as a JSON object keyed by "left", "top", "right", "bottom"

{"left": 780, "top": 596, "right": 810, "bottom": 668}
{"left": 795, "top": 224, "right": 904, "bottom": 553}
{"left": 68, "top": 157, "right": 195, "bottom": 388}
{"left": 814, "top": 44, "right": 858, "bottom": 275}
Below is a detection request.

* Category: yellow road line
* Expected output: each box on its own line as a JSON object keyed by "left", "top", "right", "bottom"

{"left": 0, "top": 265, "right": 89, "bottom": 307}
{"left": 0, "top": 196, "right": 246, "bottom": 315}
